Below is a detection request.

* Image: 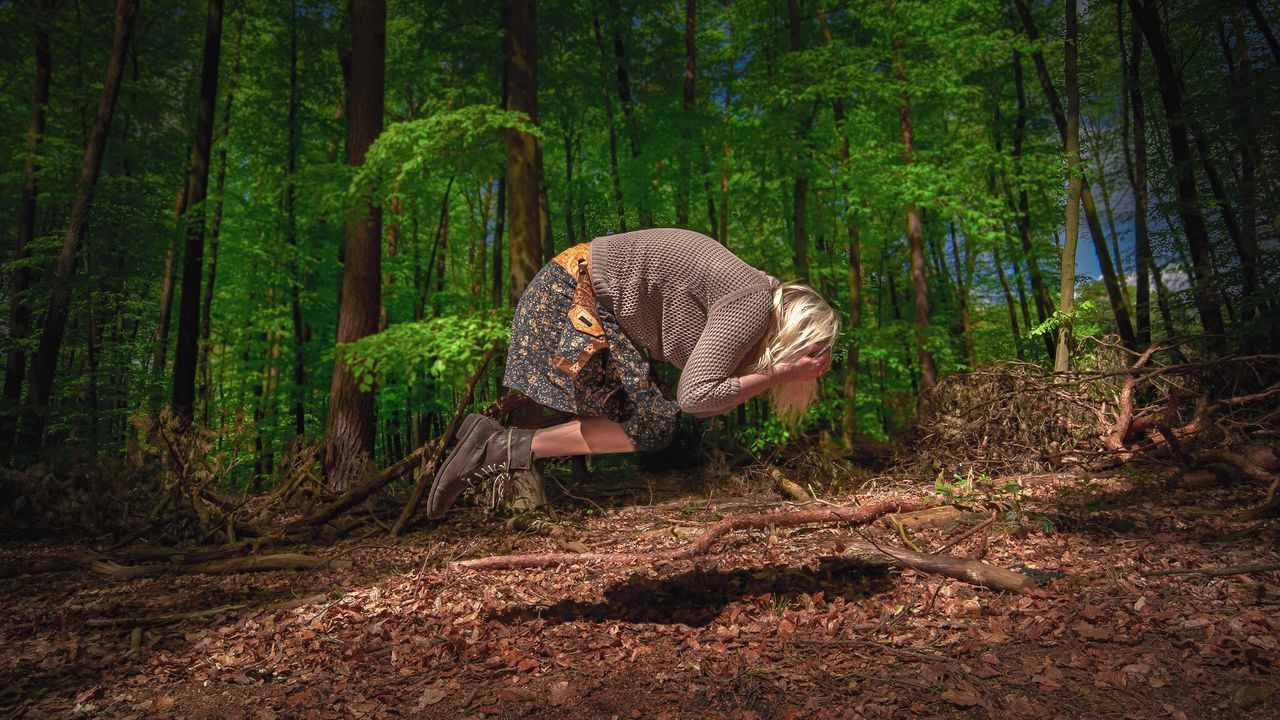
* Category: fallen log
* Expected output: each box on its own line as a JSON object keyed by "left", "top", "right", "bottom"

{"left": 840, "top": 541, "right": 1035, "bottom": 593}
{"left": 89, "top": 553, "right": 350, "bottom": 579}
{"left": 453, "top": 497, "right": 933, "bottom": 571}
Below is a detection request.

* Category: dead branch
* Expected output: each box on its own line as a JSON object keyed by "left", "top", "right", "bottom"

{"left": 285, "top": 346, "right": 514, "bottom": 534}
{"left": 452, "top": 497, "right": 933, "bottom": 570}
{"left": 768, "top": 467, "right": 810, "bottom": 503}
{"left": 840, "top": 541, "right": 1036, "bottom": 593}
{"left": 392, "top": 343, "right": 498, "bottom": 535}
{"left": 88, "top": 553, "right": 350, "bottom": 579}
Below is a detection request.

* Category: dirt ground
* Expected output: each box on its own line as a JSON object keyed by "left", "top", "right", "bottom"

{"left": 1, "top": 466, "right": 1278, "bottom": 719}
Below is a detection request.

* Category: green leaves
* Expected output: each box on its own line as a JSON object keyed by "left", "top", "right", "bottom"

{"left": 336, "top": 311, "right": 510, "bottom": 395}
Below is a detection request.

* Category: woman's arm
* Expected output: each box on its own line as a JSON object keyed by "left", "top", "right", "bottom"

{"left": 687, "top": 345, "right": 831, "bottom": 418}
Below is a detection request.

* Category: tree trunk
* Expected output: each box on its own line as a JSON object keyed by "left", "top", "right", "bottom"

{"left": 1120, "top": 0, "right": 1152, "bottom": 347}
{"left": 492, "top": 174, "right": 506, "bottom": 308}
{"left": 949, "top": 223, "right": 976, "bottom": 368}
{"left": 1227, "top": 12, "right": 1264, "bottom": 320}
{"left": 788, "top": 0, "right": 809, "bottom": 284}
{"left": 562, "top": 129, "right": 575, "bottom": 244}
{"left": 284, "top": 0, "right": 306, "bottom": 437}
{"left": 171, "top": 0, "right": 225, "bottom": 421}
{"left": 590, "top": 0, "right": 626, "bottom": 232}
{"left": 993, "top": 247, "right": 1024, "bottom": 359}
{"left": 893, "top": 38, "right": 936, "bottom": 391}
{"left": 151, "top": 181, "right": 186, "bottom": 376}
{"left": 1056, "top": 0, "right": 1082, "bottom": 372}
{"left": 1013, "top": 0, "right": 1137, "bottom": 350}
{"left": 505, "top": 0, "right": 541, "bottom": 304}
{"left": 200, "top": 18, "right": 243, "bottom": 425}
{"left": 1245, "top": 0, "right": 1280, "bottom": 65}
{"left": 1130, "top": 0, "right": 1226, "bottom": 337}
{"left": 676, "top": 0, "right": 695, "bottom": 226}
{"left": 323, "top": 0, "right": 385, "bottom": 490}
{"left": 27, "top": 0, "right": 139, "bottom": 424}
{"left": 607, "top": 0, "right": 648, "bottom": 225}
{"left": 3, "top": 0, "right": 54, "bottom": 450}
{"left": 1010, "top": 51, "right": 1055, "bottom": 362}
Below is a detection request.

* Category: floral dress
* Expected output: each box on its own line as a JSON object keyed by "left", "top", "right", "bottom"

{"left": 502, "top": 244, "right": 681, "bottom": 451}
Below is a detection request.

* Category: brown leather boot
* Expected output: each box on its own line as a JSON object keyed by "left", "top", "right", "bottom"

{"left": 426, "top": 415, "right": 536, "bottom": 519}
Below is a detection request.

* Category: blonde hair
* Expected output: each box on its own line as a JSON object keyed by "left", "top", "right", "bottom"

{"left": 743, "top": 282, "right": 841, "bottom": 421}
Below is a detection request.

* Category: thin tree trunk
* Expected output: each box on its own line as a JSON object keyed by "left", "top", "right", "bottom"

{"left": 171, "top": 0, "right": 225, "bottom": 421}
{"left": 788, "top": 0, "right": 809, "bottom": 283}
{"left": 1010, "top": 50, "right": 1055, "bottom": 361}
{"left": 1130, "top": 0, "right": 1226, "bottom": 337}
{"left": 607, "top": 0, "right": 648, "bottom": 225}
{"left": 590, "top": 0, "right": 626, "bottom": 232}
{"left": 1057, "top": 0, "right": 1082, "bottom": 372}
{"left": 200, "top": 18, "right": 243, "bottom": 425}
{"left": 152, "top": 180, "right": 187, "bottom": 376}
{"left": 323, "top": 0, "right": 385, "bottom": 490}
{"left": 1149, "top": 256, "right": 1178, "bottom": 340}
{"left": 1119, "top": 0, "right": 1152, "bottom": 347}
{"left": 949, "top": 223, "right": 976, "bottom": 368}
{"left": 492, "top": 174, "right": 506, "bottom": 308}
{"left": 1245, "top": 0, "right": 1280, "bottom": 65}
{"left": 3, "top": 0, "right": 54, "bottom": 449}
{"left": 283, "top": 0, "right": 306, "bottom": 437}
{"left": 562, "top": 128, "right": 575, "bottom": 244}
{"left": 993, "top": 247, "right": 1024, "bottom": 359}
{"left": 505, "top": 0, "right": 541, "bottom": 304}
{"left": 893, "top": 36, "right": 936, "bottom": 391}
{"left": 1228, "top": 12, "right": 1264, "bottom": 318}
{"left": 676, "top": 0, "right": 695, "bottom": 226}
{"left": 27, "top": 0, "right": 139, "bottom": 424}
{"left": 1013, "top": 0, "right": 1137, "bottom": 350}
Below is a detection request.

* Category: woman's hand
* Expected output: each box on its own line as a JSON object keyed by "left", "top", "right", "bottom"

{"left": 771, "top": 342, "right": 832, "bottom": 384}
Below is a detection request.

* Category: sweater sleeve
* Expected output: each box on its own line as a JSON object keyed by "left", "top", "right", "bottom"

{"left": 675, "top": 287, "right": 773, "bottom": 416}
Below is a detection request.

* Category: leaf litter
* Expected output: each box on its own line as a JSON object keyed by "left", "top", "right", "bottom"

{"left": 0, "top": 465, "right": 1277, "bottom": 719}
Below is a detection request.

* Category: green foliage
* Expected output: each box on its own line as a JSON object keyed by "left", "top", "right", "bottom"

{"left": 338, "top": 312, "right": 510, "bottom": 394}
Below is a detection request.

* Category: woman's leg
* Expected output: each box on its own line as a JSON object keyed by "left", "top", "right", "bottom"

{"left": 531, "top": 416, "right": 637, "bottom": 458}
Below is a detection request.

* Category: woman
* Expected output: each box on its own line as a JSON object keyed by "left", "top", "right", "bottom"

{"left": 426, "top": 227, "right": 838, "bottom": 519}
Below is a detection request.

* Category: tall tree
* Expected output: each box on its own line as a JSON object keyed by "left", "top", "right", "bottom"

{"left": 787, "top": 0, "right": 810, "bottom": 284}
{"left": 200, "top": 18, "right": 244, "bottom": 424}
{"left": 505, "top": 0, "right": 542, "bottom": 304}
{"left": 1130, "top": 0, "right": 1225, "bottom": 336}
{"left": 1009, "top": 50, "right": 1055, "bottom": 361}
{"left": 1056, "top": 0, "right": 1082, "bottom": 372}
{"left": 1013, "top": 0, "right": 1137, "bottom": 350}
{"left": 590, "top": 0, "right": 626, "bottom": 232}
{"left": 3, "top": 0, "right": 55, "bottom": 449}
{"left": 283, "top": 1, "right": 307, "bottom": 436}
{"left": 892, "top": 33, "right": 937, "bottom": 390}
{"left": 1118, "top": 0, "right": 1151, "bottom": 346}
{"left": 676, "top": 0, "right": 696, "bottom": 226}
{"left": 323, "top": 0, "right": 386, "bottom": 489}
{"left": 171, "top": 0, "right": 226, "bottom": 421}
{"left": 26, "top": 0, "right": 139, "bottom": 422}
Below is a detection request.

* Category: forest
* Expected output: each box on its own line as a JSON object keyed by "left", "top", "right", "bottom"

{"left": 1, "top": 0, "right": 1278, "bottom": 717}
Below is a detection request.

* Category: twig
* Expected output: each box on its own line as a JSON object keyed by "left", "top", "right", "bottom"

{"left": 933, "top": 511, "right": 997, "bottom": 555}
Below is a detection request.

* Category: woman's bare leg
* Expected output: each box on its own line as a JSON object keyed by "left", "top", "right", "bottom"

{"left": 530, "top": 417, "right": 637, "bottom": 458}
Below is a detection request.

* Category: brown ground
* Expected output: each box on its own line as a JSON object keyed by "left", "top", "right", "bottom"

{"left": 1, "top": 467, "right": 1277, "bottom": 719}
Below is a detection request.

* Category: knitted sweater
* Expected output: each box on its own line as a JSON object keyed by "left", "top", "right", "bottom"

{"left": 589, "top": 228, "right": 777, "bottom": 416}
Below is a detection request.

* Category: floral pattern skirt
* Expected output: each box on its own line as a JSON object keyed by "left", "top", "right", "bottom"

{"left": 503, "top": 257, "right": 680, "bottom": 452}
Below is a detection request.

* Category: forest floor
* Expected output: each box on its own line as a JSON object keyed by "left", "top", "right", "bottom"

{"left": 1, "top": 462, "right": 1278, "bottom": 719}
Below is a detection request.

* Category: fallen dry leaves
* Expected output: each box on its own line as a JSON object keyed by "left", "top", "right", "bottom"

{"left": 0, "top": 465, "right": 1277, "bottom": 718}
